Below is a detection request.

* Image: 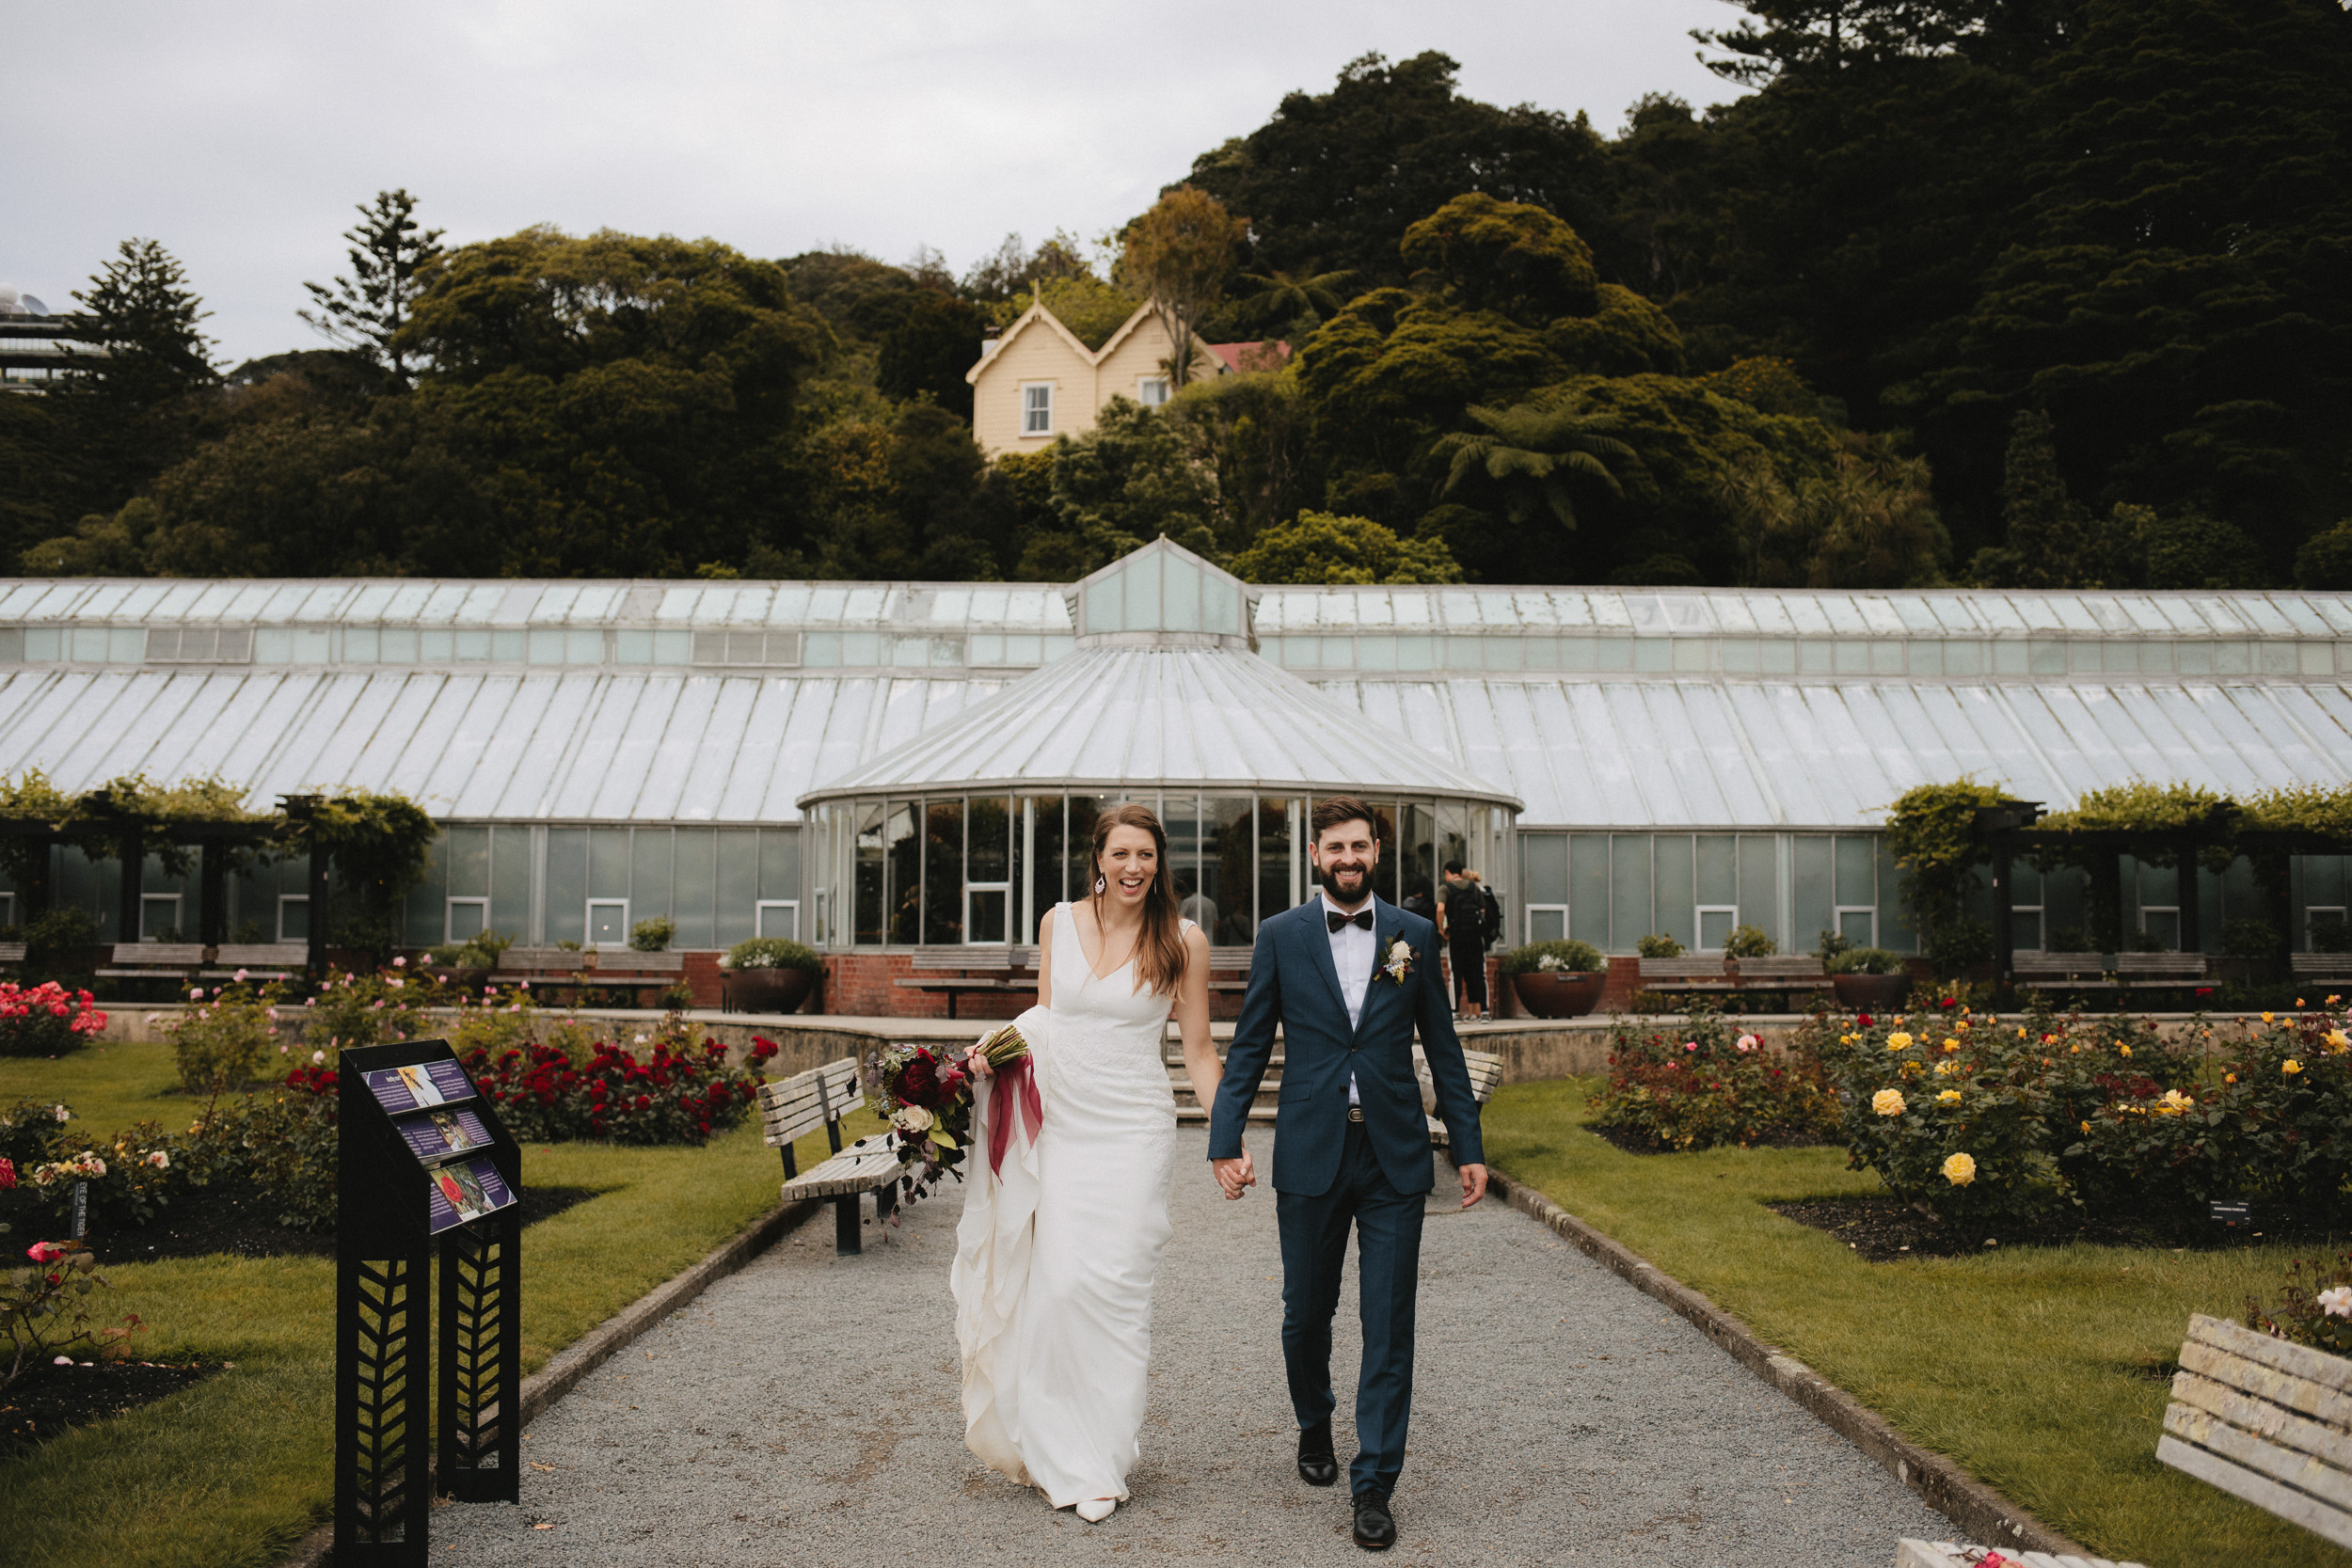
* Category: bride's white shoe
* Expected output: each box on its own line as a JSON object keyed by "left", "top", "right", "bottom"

{"left": 1075, "top": 1497, "right": 1117, "bottom": 1523}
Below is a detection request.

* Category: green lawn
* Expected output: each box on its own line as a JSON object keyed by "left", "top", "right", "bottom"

{"left": 0, "top": 1037, "right": 880, "bottom": 1568}
{"left": 1483, "top": 1079, "right": 2352, "bottom": 1568}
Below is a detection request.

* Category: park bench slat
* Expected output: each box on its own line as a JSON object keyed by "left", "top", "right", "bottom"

{"left": 758, "top": 1059, "right": 864, "bottom": 1147}
{"left": 1732, "top": 956, "right": 1828, "bottom": 979}
{"left": 1898, "top": 1544, "right": 2145, "bottom": 1568}
{"left": 2291, "top": 952, "right": 2352, "bottom": 976}
{"left": 782, "top": 1139, "right": 907, "bottom": 1202}
{"left": 213, "top": 943, "right": 310, "bottom": 965}
{"left": 1640, "top": 958, "right": 1732, "bottom": 981}
{"left": 911, "top": 947, "right": 1015, "bottom": 972}
{"left": 2157, "top": 1312, "right": 2352, "bottom": 1548}
{"left": 1418, "top": 1047, "right": 1502, "bottom": 1148}
{"left": 0, "top": 942, "right": 25, "bottom": 962}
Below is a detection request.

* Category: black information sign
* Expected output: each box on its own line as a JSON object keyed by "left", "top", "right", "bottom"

{"left": 336, "top": 1039, "right": 523, "bottom": 1566}
{"left": 2210, "top": 1199, "right": 2251, "bottom": 1228}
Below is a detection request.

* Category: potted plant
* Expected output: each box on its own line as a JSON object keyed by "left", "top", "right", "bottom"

{"left": 720, "top": 937, "right": 820, "bottom": 1014}
{"left": 1826, "top": 946, "right": 1909, "bottom": 1011}
{"left": 423, "top": 929, "right": 512, "bottom": 996}
{"left": 1500, "top": 940, "right": 1607, "bottom": 1018}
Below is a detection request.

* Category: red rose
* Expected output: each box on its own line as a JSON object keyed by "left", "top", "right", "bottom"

{"left": 899, "top": 1053, "right": 942, "bottom": 1106}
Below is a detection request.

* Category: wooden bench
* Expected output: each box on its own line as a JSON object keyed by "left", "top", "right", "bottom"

{"left": 895, "top": 946, "right": 1038, "bottom": 1018}
{"left": 97, "top": 942, "right": 207, "bottom": 980}
{"left": 1898, "top": 1543, "right": 2147, "bottom": 1568}
{"left": 2292, "top": 952, "right": 2352, "bottom": 984}
{"left": 2156, "top": 1310, "right": 2351, "bottom": 1548}
{"left": 1730, "top": 955, "right": 1831, "bottom": 992}
{"left": 757, "top": 1055, "right": 904, "bottom": 1256}
{"left": 2116, "top": 953, "right": 2209, "bottom": 991}
{"left": 1637, "top": 956, "right": 1734, "bottom": 993}
{"left": 202, "top": 942, "right": 310, "bottom": 979}
{"left": 2013, "top": 952, "right": 2119, "bottom": 993}
{"left": 0, "top": 942, "right": 24, "bottom": 970}
{"left": 1416, "top": 1045, "right": 1505, "bottom": 1151}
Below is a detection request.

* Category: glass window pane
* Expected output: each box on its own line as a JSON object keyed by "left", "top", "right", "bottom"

{"left": 1523, "top": 832, "right": 1568, "bottom": 906}
{"left": 967, "top": 887, "right": 1008, "bottom": 943}
{"left": 925, "top": 800, "right": 964, "bottom": 943}
{"left": 1067, "top": 797, "right": 1105, "bottom": 903}
{"left": 1258, "top": 799, "right": 1296, "bottom": 924}
{"left": 447, "top": 899, "right": 487, "bottom": 941}
{"left": 1611, "top": 834, "right": 1654, "bottom": 953}
{"left": 544, "top": 829, "right": 586, "bottom": 945}
{"left": 1838, "top": 909, "right": 1878, "bottom": 946}
{"left": 1793, "top": 835, "right": 1833, "bottom": 953}
{"left": 1570, "top": 833, "right": 1611, "bottom": 950}
{"left": 1739, "top": 834, "right": 1778, "bottom": 949}
{"left": 854, "top": 804, "right": 888, "bottom": 945}
{"left": 628, "top": 831, "right": 671, "bottom": 928}
{"left": 887, "top": 803, "right": 920, "bottom": 943}
{"left": 1528, "top": 908, "right": 1566, "bottom": 942}
{"left": 1655, "top": 835, "right": 1696, "bottom": 949}
{"left": 446, "top": 825, "right": 489, "bottom": 898}
{"left": 1699, "top": 908, "right": 1737, "bottom": 950}
{"left": 1694, "top": 834, "right": 1736, "bottom": 907}
{"left": 1835, "top": 835, "right": 1877, "bottom": 908}
{"left": 1024, "top": 796, "right": 1064, "bottom": 942}
{"left": 715, "top": 829, "right": 759, "bottom": 946}
{"left": 672, "top": 829, "right": 716, "bottom": 949}
{"left": 588, "top": 828, "right": 629, "bottom": 898}
{"left": 490, "top": 826, "right": 532, "bottom": 942}
{"left": 406, "top": 832, "right": 449, "bottom": 946}
{"left": 587, "top": 899, "right": 628, "bottom": 946}
{"left": 1202, "top": 796, "right": 1254, "bottom": 944}
{"left": 1402, "top": 803, "right": 1438, "bottom": 919}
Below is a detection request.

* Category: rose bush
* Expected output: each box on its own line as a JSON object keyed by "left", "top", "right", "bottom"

{"left": 461, "top": 1012, "right": 775, "bottom": 1146}
{"left": 1589, "top": 1005, "right": 1842, "bottom": 1151}
{"left": 304, "top": 959, "right": 447, "bottom": 1055}
{"left": 161, "top": 982, "right": 288, "bottom": 1090}
{"left": 0, "top": 982, "right": 106, "bottom": 1057}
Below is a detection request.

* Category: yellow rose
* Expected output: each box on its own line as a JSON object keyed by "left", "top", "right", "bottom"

{"left": 1942, "top": 1152, "right": 1978, "bottom": 1186}
{"left": 1871, "top": 1088, "right": 1907, "bottom": 1117}
{"left": 2120, "top": 1043, "right": 2132, "bottom": 1057}
{"left": 2157, "top": 1089, "right": 2194, "bottom": 1115}
{"left": 2262, "top": 1011, "right": 2275, "bottom": 1023}
{"left": 2283, "top": 1059, "right": 2304, "bottom": 1075}
{"left": 2327, "top": 1030, "right": 2349, "bottom": 1054}
{"left": 1942, "top": 1038, "right": 1960, "bottom": 1053}
{"left": 1937, "top": 1089, "right": 1962, "bottom": 1104}
{"left": 2224, "top": 1072, "right": 2237, "bottom": 1084}
{"left": 1934, "top": 1060, "right": 1956, "bottom": 1076}
{"left": 2080, "top": 1119, "right": 2092, "bottom": 1133}
{"left": 1886, "top": 1032, "right": 1915, "bottom": 1051}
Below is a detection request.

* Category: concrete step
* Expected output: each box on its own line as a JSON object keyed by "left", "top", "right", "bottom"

{"left": 1176, "top": 1105, "right": 1276, "bottom": 1123}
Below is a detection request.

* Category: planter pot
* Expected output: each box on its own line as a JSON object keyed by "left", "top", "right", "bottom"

{"left": 1511, "top": 971, "right": 1604, "bottom": 1019}
{"left": 1831, "top": 972, "right": 1911, "bottom": 1012}
{"left": 724, "top": 966, "right": 814, "bottom": 1015}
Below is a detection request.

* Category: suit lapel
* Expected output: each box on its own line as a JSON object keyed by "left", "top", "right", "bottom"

{"left": 1298, "top": 898, "right": 1350, "bottom": 1023}
{"left": 1363, "top": 896, "right": 1402, "bottom": 1037}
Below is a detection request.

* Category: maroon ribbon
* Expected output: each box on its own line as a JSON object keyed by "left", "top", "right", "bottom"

{"left": 986, "top": 1055, "right": 1043, "bottom": 1178}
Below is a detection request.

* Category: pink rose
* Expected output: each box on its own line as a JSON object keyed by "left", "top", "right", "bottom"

{"left": 0, "top": 1157, "right": 14, "bottom": 1189}
{"left": 26, "top": 1242, "right": 65, "bottom": 1263}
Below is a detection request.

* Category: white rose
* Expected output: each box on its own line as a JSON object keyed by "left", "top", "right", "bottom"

{"left": 892, "top": 1105, "right": 934, "bottom": 1135}
{"left": 2321, "top": 1285, "right": 2352, "bottom": 1320}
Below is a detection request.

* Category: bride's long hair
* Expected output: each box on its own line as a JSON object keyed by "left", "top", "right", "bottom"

{"left": 1088, "top": 801, "right": 1188, "bottom": 997}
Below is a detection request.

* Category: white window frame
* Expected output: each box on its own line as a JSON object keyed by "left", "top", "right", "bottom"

{"left": 1020, "top": 382, "right": 1054, "bottom": 436}
{"left": 446, "top": 896, "right": 490, "bottom": 943}
{"left": 2005, "top": 905, "right": 2042, "bottom": 953}
{"left": 277, "top": 895, "right": 310, "bottom": 943}
{"left": 2139, "top": 905, "right": 2183, "bottom": 950}
{"left": 2309, "top": 905, "right": 2347, "bottom": 948}
{"left": 964, "top": 882, "right": 1011, "bottom": 944}
{"left": 1524, "top": 904, "right": 1567, "bottom": 943}
{"left": 585, "top": 898, "right": 631, "bottom": 949}
{"left": 1136, "top": 375, "right": 1170, "bottom": 407}
{"left": 1695, "top": 905, "right": 1739, "bottom": 952}
{"left": 140, "top": 893, "right": 183, "bottom": 942}
{"left": 755, "top": 899, "right": 799, "bottom": 941}
{"left": 1836, "top": 905, "right": 1880, "bottom": 949}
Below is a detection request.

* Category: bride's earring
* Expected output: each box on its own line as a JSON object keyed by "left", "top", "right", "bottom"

{"left": 1094, "top": 874, "right": 1106, "bottom": 895}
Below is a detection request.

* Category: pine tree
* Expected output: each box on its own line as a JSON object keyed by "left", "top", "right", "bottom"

{"left": 72, "top": 237, "right": 215, "bottom": 409}
{"left": 300, "top": 189, "right": 444, "bottom": 384}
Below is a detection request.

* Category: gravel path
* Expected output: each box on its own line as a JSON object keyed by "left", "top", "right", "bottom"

{"left": 436, "top": 1129, "right": 1952, "bottom": 1565}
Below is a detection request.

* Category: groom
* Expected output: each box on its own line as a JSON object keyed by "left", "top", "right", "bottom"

{"left": 1209, "top": 796, "right": 1488, "bottom": 1552}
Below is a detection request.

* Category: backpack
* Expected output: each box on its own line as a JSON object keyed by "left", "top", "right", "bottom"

{"left": 1479, "top": 884, "right": 1503, "bottom": 943}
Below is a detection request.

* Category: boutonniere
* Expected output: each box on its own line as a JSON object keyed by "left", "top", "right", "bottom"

{"left": 1381, "top": 939, "right": 1417, "bottom": 986}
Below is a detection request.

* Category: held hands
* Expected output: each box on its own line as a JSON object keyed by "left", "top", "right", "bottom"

{"left": 964, "top": 1044, "right": 993, "bottom": 1080}
{"left": 1457, "top": 1162, "right": 1488, "bottom": 1210}
{"left": 1212, "top": 1150, "right": 1255, "bottom": 1200}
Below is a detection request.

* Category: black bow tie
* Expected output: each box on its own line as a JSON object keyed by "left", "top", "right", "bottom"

{"left": 1327, "top": 908, "right": 1374, "bottom": 933}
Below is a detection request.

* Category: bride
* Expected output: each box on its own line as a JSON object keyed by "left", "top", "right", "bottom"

{"left": 949, "top": 801, "right": 1220, "bottom": 1524}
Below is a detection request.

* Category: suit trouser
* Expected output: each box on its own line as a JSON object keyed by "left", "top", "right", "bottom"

{"left": 1276, "top": 1118, "right": 1426, "bottom": 1496}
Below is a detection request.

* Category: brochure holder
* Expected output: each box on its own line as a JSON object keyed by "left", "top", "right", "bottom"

{"left": 335, "top": 1038, "right": 523, "bottom": 1565}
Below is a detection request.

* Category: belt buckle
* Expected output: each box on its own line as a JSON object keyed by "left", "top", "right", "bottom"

{"left": 1346, "top": 1106, "right": 1365, "bottom": 1123}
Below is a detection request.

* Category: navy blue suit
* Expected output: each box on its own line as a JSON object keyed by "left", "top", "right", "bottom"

{"left": 1208, "top": 895, "right": 1486, "bottom": 1496}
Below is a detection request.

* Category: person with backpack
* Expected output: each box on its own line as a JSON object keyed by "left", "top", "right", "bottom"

{"left": 1438, "top": 861, "right": 1490, "bottom": 1022}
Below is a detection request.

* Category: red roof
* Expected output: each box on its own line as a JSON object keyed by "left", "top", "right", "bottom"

{"left": 1202, "top": 340, "right": 1291, "bottom": 374}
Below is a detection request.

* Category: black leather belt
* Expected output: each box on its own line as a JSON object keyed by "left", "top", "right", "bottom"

{"left": 1346, "top": 1106, "right": 1365, "bottom": 1123}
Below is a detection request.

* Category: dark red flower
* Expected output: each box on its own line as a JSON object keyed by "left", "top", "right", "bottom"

{"left": 898, "top": 1052, "right": 942, "bottom": 1106}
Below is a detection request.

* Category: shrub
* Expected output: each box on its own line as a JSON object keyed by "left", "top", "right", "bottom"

{"left": 722, "top": 938, "right": 820, "bottom": 973}
{"left": 460, "top": 1015, "right": 778, "bottom": 1145}
{"left": 305, "top": 960, "right": 444, "bottom": 1055}
{"left": 161, "top": 983, "right": 286, "bottom": 1090}
{"left": 1925, "top": 917, "right": 1992, "bottom": 978}
{"left": 0, "top": 1101, "right": 182, "bottom": 1230}
{"left": 1499, "top": 939, "right": 1604, "bottom": 976}
{"left": 0, "top": 982, "right": 106, "bottom": 1057}
{"left": 1590, "top": 1005, "right": 1842, "bottom": 1152}
{"left": 2312, "top": 914, "right": 2352, "bottom": 955}
{"left": 2219, "top": 917, "right": 2279, "bottom": 959}
{"left": 1823, "top": 946, "right": 1903, "bottom": 975}
{"left": 1635, "top": 933, "right": 1683, "bottom": 958}
{"left": 2247, "top": 1251, "right": 2352, "bottom": 1357}
{"left": 1724, "top": 925, "right": 1775, "bottom": 958}
{"left": 426, "top": 929, "right": 513, "bottom": 969}
{"left": 183, "top": 1085, "right": 339, "bottom": 1231}
{"left": 628, "top": 916, "right": 675, "bottom": 953}
{"left": 2047, "top": 927, "right": 2093, "bottom": 954}
{"left": 6, "top": 907, "right": 101, "bottom": 987}
{"left": 1814, "top": 929, "right": 1854, "bottom": 961}
{"left": 1, "top": 1241, "right": 138, "bottom": 1394}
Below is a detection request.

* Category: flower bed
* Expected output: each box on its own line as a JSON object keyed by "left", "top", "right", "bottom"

{"left": 0, "top": 984, "right": 106, "bottom": 1058}
{"left": 1588, "top": 1004, "right": 1843, "bottom": 1150}
{"left": 460, "top": 1011, "right": 776, "bottom": 1145}
{"left": 1809, "top": 1000, "right": 2352, "bottom": 1241}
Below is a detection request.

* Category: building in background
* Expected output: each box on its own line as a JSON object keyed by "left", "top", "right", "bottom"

{"left": 5, "top": 541, "right": 2352, "bottom": 1011}
{"left": 0, "top": 283, "right": 106, "bottom": 388}
{"left": 965, "top": 299, "right": 1278, "bottom": 457}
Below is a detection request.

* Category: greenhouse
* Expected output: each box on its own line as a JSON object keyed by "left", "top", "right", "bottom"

{"left": 5, "top": 541, "right": 2352, "bottom": 1009}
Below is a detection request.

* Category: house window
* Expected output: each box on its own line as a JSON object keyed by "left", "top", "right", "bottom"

{"left": 1136, "top": 376, "right": 1170, "bottom": 407}
{"left": 446, "top": 896, "right": 489, "bottom": 943}
{"left": 1836, "top": 906, "right": 1879, "bottom": 947}
{"left": 141, "top": 895, "right": 183, "bottom": 942}
{"left": 1021, "top": 383, "right": 1053, "bottom": 436}
{"left": 586, "top": 898, "right": 630, "bottom": 948}
{"left": 1696, "top": 905, "right": 1738, "bottom": 952}
{"left": 755, "top": 900, "right": 799, "bottom": 941}
{"left": 278, "top": 895, "right": 310, "bottom": 943}
{"left": 2140, "top": 906, "right": 2182, "bottom": 951}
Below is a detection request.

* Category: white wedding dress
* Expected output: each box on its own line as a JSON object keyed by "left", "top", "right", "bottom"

{"left": 951, "top": 904, "right": 1184, "bottom": 1508}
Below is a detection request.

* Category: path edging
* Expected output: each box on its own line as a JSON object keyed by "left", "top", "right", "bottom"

{"left": 1484, "top": 1164, "right": 2088, "bottom": 1559}
{"left": 276, "top": 1193, "right": 820, "bottom": 1567}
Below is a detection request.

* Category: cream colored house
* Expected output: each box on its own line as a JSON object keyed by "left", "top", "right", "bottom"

{"left": 966, "top": 300, "right": 1277, "bottom": 457}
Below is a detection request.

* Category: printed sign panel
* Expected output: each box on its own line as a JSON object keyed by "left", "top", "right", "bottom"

{"left": 425, "top": 1154, "right": 518, "bottom": 1235}
{"left": 394, "top": 1106, "right": 494, "bottom": 1165}
{"left": 361, "top": 1059, "right": 475, "bottom": 1115}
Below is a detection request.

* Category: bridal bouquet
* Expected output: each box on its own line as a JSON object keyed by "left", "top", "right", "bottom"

{"left": 867, "top": 1022, "right": 1038, "bottom": 1205}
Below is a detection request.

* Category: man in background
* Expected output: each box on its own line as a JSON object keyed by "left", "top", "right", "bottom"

{"left": 1439, "top": 862, "right": 1489, "bottom": 1022}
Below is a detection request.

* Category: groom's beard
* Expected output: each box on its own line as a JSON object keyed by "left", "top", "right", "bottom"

{"left": 1318, "top": 859, "right": 1375, "bottom": 905}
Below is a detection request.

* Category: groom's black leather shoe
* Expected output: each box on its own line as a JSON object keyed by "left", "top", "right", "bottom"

{"left": 1296, "top": 1419, "right": 1339, "bottom": 1486}
{"left": 1352, "top": 1489, "right": 1396, "bottom": 1551}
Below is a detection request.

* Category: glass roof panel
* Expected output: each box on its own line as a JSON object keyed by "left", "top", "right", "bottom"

{"left": 1660, "top": 594, "right": 1711, "bottom": 632}
{"left": 528, "top": 585, "right": 579, "bottom": 624}
{"left": 1710, "top": 595, "right": 1759, "bottom": 633}
{"left": 381, "top": 584, "right": 435, "bottom": 620}
{"left": 1391, "top": 591, "right": 1433, "bottom": 626}
{"left": 930, "top": 588, "right": 971, "bottom": 624}
{"left": 1925, "top": 597, "right": 1979, "bottom": 633}
{"left": 2117, "top": 596, "right": 2173, "bottom": 633}
{"left": 77, "top": 585, "right": 135, "bottom": 620}
{"left": 2042, "top": 596, "right": 2099, "bottom": 631}
{"left": 109, "top": 584, "right": 173, "bottom": 619}
{"left": 2303, "top": 596, "right": 2352, "bottom": 635}
{"left": 1778, "top": 596, "right": 1833, "bottom": 634}
{"left": 566, "top": 585, "right": 622, "bottom": 623}
{"left": 1884, "top": 595, "right": 1939, "bottom": 633}
{"left": 1438, "top": 590, "right": 1481, "bottom": 628}
{"left": 2270, "top": 595, "right": 2331, "bottom": 636}
{"left": 841, "top": 588, "right": 887, "bottom": 623}
{"left": 345, "top": 584, "right": 400, "bottom": 621}
{"left": 2233, "top": 597, "right": 2296, "bottom": 635}
{"left": 1626, "top": 595, "right": 1667, "bottom": 633}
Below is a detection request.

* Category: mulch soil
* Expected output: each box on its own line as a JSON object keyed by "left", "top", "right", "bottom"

{"left": 1765, "top": 1195, "right": 2331, "bottom": 1262}
{"left": 0, "top": 1358, "right": 223, "bottom": 1462}
{"left": 83, "top": 1182, "right": 603, "bottom": 1264}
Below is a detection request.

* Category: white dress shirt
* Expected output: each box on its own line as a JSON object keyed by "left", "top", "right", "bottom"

{"left": 1320, "top": 892, "right": 1375, "bottom": 1105}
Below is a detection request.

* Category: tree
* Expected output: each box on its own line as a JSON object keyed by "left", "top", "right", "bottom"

{"left": 1232, "top": 266, "right": 1354, "bottom": 336}
{"left": 1229, "top": 511, "right": 1463, "bottom": 584}
{"left": 1966, "top": 409, "right": 2134, "bottom": 587}
{"left": 1118, "top": 186, "right": 1247, "bottom": 388}
{"left": 1017, "top": 399, "right": 1220, "bottom": 578}
{"left": 1434, "top": 398, "right": 1634, "bottom": 530}
{"left": 299, "top": 189, "right": 445, "bottom": 384}
{"left": 873, "top": 292, "right": 984, "bottom": 418}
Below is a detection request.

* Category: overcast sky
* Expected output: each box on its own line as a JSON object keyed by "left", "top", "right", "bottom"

{"left": 3, "top": 0, "right": 1746, "bottom": 368}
